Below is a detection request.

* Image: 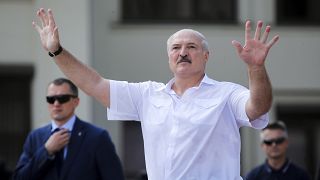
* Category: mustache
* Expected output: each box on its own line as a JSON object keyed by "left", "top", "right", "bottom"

{"left": 177, "top": 56, "right": 192, "bottom": 64}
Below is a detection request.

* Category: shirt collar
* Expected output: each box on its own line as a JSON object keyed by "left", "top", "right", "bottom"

{"left": 200, "top": 74, "right": 216, "bottom": 86}
{"left": 156, "top": 74, "right": 216, "bottom": 93}
{"left": 264, "top": 158, "right": 290, "bottom": 173}
{"left": 51, "top": 115, "right": 76, "bottom": 132}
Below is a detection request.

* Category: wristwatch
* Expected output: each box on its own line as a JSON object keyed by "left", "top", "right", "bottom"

{"left": 48, "top": 46, "right": 63, "bottom": 57}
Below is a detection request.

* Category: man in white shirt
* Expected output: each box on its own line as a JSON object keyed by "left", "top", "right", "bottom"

{"left": 33, "top": 8, "right": 279, "bottom": 180}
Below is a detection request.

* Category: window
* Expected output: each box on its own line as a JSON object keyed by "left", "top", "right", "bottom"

{"left": 122, "top": 0, "right": 237, "bottom": 24}
{"left": 0, "top": 65, "right": 33, "bottom": 174}
{"left": 277, "top": 0, "right": 320, "bottom": 25}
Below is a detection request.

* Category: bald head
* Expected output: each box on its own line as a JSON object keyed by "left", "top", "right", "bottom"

{"left": 167, "top": 29, "right": 209, "bottom": 53}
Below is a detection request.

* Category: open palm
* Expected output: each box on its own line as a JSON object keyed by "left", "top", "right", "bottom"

{"left": 232, "top": 21, "right": 279, "bottom": 67}
{"left": 32, "top": 8, "right": 60, "bottom": 53}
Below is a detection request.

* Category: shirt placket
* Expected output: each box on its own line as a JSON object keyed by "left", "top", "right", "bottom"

{"left": 164, "top": 96, "right": 184, "bottom": 179}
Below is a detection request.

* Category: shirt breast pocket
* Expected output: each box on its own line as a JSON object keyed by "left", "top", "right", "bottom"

{"left": 190, "top": 98, "right": 223, "bottom": 125}
{"left": 146, "top": 97, "right": 172, "bottom": 125}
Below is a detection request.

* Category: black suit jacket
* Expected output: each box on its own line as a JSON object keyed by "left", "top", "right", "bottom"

{"left": 13, "top": 117, "right": 124, "bottom": 180}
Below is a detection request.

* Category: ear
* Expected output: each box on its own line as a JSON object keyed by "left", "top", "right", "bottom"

{"left": 204, "top": 51, "right": 209, "bottom": 62}
{"left": 73, "top": 97, "right": 80, "bottom": 107}
{"left": 284, "top": 139, "right": 289, "bottom": 147}
{"left": 260, "top": 142, "right": 264, "bottom": 149}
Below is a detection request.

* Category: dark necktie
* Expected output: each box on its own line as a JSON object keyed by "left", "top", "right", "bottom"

{"left": 51, "top": 128, "right": 64, "bottom": 177}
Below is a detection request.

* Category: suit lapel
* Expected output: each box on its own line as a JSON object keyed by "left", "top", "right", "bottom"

{"left": 43, "top": 125, "right": 53, "bottom": 144}
{"left": 60, "top": 118, "right": 86, "bottom": 180}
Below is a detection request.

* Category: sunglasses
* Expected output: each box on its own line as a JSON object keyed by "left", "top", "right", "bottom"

{"left": 263, "top": 137, "right": 286, "bottom": 146}
{"left": 46, "top": 94, "right": 77, "bottom": 104}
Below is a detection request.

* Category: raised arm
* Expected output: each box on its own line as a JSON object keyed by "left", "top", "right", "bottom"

{"left": 232, "top": 20, "right": 279, "bottom": 120}
{"left": 33, "top": 8, "right": 111, "bottom": 108}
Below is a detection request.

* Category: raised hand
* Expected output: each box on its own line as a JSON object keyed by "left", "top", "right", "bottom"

{"left": 32, "top": 8, "right": 60, "bottom": 53}
{"left": 232, "top": 20, "right": 279, "bottom": 67}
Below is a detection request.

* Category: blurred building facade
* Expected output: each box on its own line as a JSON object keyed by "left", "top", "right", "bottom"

{"left": 0, "top": 0, "right": 320, "bottom": 179}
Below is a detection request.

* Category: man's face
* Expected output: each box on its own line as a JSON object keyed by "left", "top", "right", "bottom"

{"left": 46, "top": 83, "right": 79, "bottom": 125}
{"left": 261, "top": 129, "right": 288, "bottom": 160}
{"left": 167, "top": 30, "right": 209, "bottom": 78}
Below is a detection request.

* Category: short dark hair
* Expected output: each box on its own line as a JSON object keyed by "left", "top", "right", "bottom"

{"left": 261, "top": 121, "right": 288, "bottom": 140}
{"left": 263, "top": 121, "right": 287, "bottom": 132}
{"left": 49, "top": 78, "right": 78, "bottom": 96}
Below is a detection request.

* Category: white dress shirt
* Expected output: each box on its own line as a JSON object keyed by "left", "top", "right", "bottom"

{"left": 107, "top": 75, "right": 268, "bottom": 180}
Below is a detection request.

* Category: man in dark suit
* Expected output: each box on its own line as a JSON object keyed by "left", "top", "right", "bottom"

{"left": 13, "top": 78, "right": 124, "bottom": 180}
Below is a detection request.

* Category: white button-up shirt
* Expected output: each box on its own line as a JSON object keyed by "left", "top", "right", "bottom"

{"left": 107, "top": 75, "right": 268, "bottom": 180}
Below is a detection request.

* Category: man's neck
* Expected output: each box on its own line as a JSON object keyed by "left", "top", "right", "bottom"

{"left": 53, "top": 114, "right": 75, "bottom": 128}
{"left": 267, "top": 156, "right": 287, "bottom": 170}
{"left": 172, "top": 73, "right": 205, "bottom": 96}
